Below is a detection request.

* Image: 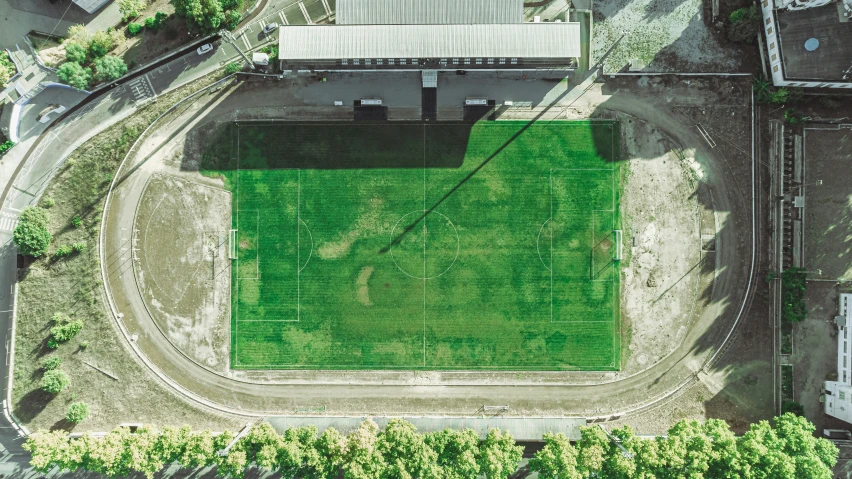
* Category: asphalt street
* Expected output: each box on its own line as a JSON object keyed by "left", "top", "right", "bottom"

{"left": 0, "top": 0, "right": 321, "bottom": 468}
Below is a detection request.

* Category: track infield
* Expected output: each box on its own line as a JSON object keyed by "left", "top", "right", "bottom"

{"left": 202, "top": 120, "right": 623, "bottom": 370}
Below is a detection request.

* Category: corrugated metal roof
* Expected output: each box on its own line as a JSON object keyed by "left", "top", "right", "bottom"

{"left": 72, "top": 0, "right": 111, "bottom": 14}
{"left": 278, "top": 24, "right": 581, "bottom": 60}
{"left": 337, "top": 0, "right": 522, "bottom": 24}
{"left": 266, "top": 416, "right": 588, "bottom": 441}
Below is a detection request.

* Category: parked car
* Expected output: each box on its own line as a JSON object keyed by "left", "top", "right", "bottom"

{"left": 196, "top": 44, "right": 214, "bottom": 55}
{"left": 262, "top": 23, "right": 279, "bottom": 35}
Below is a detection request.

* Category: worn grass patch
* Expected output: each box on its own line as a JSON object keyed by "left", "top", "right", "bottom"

{"left": 203, "top": 120, "right": 624, "bottom": 371}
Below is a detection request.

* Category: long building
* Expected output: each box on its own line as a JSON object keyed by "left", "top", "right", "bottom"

{"left": 278, "top": 0, "right": 581, "bottom": 71}
{"left": 825, "top": 294, "right": 852, "bottom": 423}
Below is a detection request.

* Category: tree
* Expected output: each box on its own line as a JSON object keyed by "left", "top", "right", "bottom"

{"left": 64, "top": 42, "right": 87, "bottom": 64}
{"left": 66, "top": 402, "right": 89, "bottom": 423}
{"left": 13, "top": 206, "right": 51, "bottom": 257}
{"left": 377, "top": 419, "right": 440, "bottom": 479}
{"left": 343, "top": 419, "right": 386, "bottom": 479}
{"left": 127, "top": 22, "right": 143, "bottom": 35}
{"left": 530, "top": 432, "right": 582, "bottom": 479}
{"left": 88, "top": 30, "right": 117, "bottom": 58}
{"left": 119, "top": 0, "right": 146, "bottom": 21}
{"left": 22, "top": 430, "right": 69, "bottom": 472}
{"left": 739, "top": 413, "right": 837, "bottom": 479}
{"left": 479, "top": 428, "right": 522, "bottom": 479}
{"left": 56, "top": 62, "right": 92, "bottom": 90}
{"left": 172, "top": 0, "right": 241, "bottom": 33}
{"left": 426, "top": 428, "right": 481, "bottom": 479}
{"left": 782, "top": 400, "right": 805, "bottom": 416}
{"left": 94, "top": 56, "right": 128, "bottom": 83}
{"left": 66, "top": 24, "right": 92, "bottom": 48}
{"left": 40, "top": 369, "right": 69, "bottom": 393}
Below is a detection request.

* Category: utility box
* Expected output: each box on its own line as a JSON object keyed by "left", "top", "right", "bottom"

{"left": 465, "top": 97, "right": 488, "bottom": 106}
{"left": 252, "top": 52, "right": 270, "bottom": 66}
{"left": 360, "top": 98, "right": 383, "bottom": 106}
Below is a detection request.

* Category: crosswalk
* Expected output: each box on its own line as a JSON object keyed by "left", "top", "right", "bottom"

{"left": 0, "top": 212, "right": 18, "bottom": 234}
{"left": 126, "top": 75, "right": 156, "bottom": 104}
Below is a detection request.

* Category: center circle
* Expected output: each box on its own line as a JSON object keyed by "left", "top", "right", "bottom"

{"left": 390, "top": 210, "right": 460, "bottom": 280}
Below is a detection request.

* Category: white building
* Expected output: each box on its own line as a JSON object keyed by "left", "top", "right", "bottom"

{"left": 825, "top": 293, "right": 852, "bottom": 422}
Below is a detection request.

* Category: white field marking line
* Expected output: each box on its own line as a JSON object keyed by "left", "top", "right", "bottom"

{"left": 297, "top": 168, "right": 300, "bottom": 322}
{"left": 299, "top": 1, "right": 312, "bottom": 23}
{"left": 278, "top": 11, "right": 288, "bottom": 25}
{"left": 320, "top": 0, "right": 331, "bottom": 16}
{"left": 241, "top": 33, "right": 251, "bottom": 50}
{"left": 235, "top": 124, "right": 240, "bottom": 360}
{"left": 423, "top": 124, "right": 426, "bottom": 367}
{"left": 537, "top": 219, "right": 552, "bottom": 271}
{"left": 388, "top": 210, "right": 460, "bottom": 281}
{"left": 298, "top": 219, "right": 313, "bottom": 273}
{"left": 550, "top": 169, "right": 553, "bottom": 324}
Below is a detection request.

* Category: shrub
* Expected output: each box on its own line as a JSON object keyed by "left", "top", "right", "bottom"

{"left": 40, "top": 369, "right": 69, "bottom": 393}
{"left": 782, "top": 268, "right": 807, "bottom": 322}
{"left": 127, "top": 22, "right": 143, "bottom": 35}
{"left": 79, "top": 341, "right": 89, "bottom": 350}
{"left": 728, "top": 5, "right": 759, "bottom": 43}
{"left": 71, "top": 241, "right": 87, "bottom": 253}
{"left": 144, "top": 16, "right": 157, "bottom": 30}
{"left": 88, "top": 30, "right": 116, "bottom": 58}
{"left": 224, "top": 9, "right": 241, "bottom": 29}
{"left": 64, "top": 42, "right": 87, "bottom": 64}
{"left": 0, "top": 140, "right": 14, "bottom": 155}
{"left": 71, "top": 216, "right": 82, "bottom": 228}
{"left": 93, "top": 55, "right": 128, "bottom": 83}
{"left": 782, "top": 400, "right": 805, "bottom": 416}
{"left": 66, "top": 24, "right": 92, "bottom": 49}
{"left": 785, "top": 108, "right": 804, "bottom": 124}
{"left": 41, "top": 357, "right": 62, "bottom": 371}
{"left": 40, "top": 196, "right": 55, "bottom": 208}
{"left": 13, "top": 206, "right": 51, "bottom": 257}
{"left": 225, "top": 61, "right": 242, "bottom": 74}
{"left": 54, "top": 245, "right": 72, "bottom": 257}
{"left": 66, "top": 402, "right": 89, "bottom": 423}
{"left": 119, "top": 0, "right": 146, "bottom": 21}
{"left": 56, "top": 62, "right": 92, "bottom": 90}
{"left": 49, "top": 313, "right": 84, "bottom": 345}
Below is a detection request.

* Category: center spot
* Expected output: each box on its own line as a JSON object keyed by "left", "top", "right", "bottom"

{"left": 390, "top": 210, "right": 459, "bottom": 280}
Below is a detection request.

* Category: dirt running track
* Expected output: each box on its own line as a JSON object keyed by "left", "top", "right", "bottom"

{"left": 100, "top": 75, "right": 755, "bottom": 419}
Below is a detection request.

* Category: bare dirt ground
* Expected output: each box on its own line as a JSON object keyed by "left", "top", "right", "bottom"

{"left": 135, "top": 174, "right": 232, "bottom": 373}
{"left": 617, "top": 116, "right": 702, "bottom": 373}
{"left": 592, "top": 0, "right": 742, "bottom": 73}
{"left": 802, "top": 127, "right": 852, "bottom": 281}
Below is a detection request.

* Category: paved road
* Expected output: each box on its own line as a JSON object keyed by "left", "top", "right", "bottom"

{"left": 0, "top": 0, "right": 328, "bottom": 465}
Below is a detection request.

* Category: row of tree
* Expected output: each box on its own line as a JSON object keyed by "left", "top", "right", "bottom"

{"left": 24, "top": 413, "right": 837, "bottom": 479}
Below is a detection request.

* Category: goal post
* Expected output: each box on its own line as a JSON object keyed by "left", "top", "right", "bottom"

{"left": 229, "top": 229, "right": 237, "bottom": 260}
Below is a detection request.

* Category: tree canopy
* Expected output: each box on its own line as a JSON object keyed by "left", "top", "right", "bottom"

{"left": 94, "top": 55, "right": 128, "bottom": 83}
{"left": 24, "top": 415, "right": 837, "bottom": 479}
{"left": 13, "top": 206, "right": 52, "bottom": 257}
{"left": 56, "top": 62, "right": 92, "bottom": 90}
{"left": 171, "top": 0, "right": 242, "bottom": 33}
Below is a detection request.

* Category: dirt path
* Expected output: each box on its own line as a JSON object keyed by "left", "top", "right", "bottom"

{"left": 98, "top": 76, "right": 755, "bottom": 420}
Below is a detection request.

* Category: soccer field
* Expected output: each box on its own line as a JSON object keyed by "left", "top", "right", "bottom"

{"left": 203, "top": 120, "right": 623, "bottom": 370}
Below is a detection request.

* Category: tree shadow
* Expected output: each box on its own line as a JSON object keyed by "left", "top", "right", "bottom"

{"left": 13, "top": 388, "right": 53, "bottom": 423}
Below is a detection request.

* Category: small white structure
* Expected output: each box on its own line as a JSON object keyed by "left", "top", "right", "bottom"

{"left": 825, "top": 294, "right": 852, "bottom": 423}
{"left": 252, "top": 52, "right": 270, "bottom": 66}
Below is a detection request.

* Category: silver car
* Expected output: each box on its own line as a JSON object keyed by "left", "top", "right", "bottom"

{"left": 262, "top": 23, "right": 279, "bottom": 35}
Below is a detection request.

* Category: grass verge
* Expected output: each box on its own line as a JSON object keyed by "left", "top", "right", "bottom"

{"left": 12, "top": 70, "right": 240, "bottom": 432}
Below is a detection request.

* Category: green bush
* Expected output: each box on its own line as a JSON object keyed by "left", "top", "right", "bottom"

{"left": 144, "top": 12, "right": 167, "bottom": 31}
{"left": 783, "top": 400, "right": 805, "bottom": 416}
{"left": 127, "top": 22, "right": 143, "bottom": 36}
{"left": 13, "top": 206, "right": 52, "bottom": 257}
{"left": 64, "top": 42, "right": 87, "bottom": 64}
{"left": 225, "top": 61, "right": 242, "bottom": 74}
{"left": 0, "top": 140, "right": 14, "bottom": 155}
{"left": 782, "top": 267, "right": 807, "bottom": 322}
{"left": 40, "top": 196, "right": 55, "bottom": 208}
{"left": 728, "top": 5, "right": 759, "bottom": 43}
{"left": 785, "top": 108, "right": 804, "bottom": 124}
{"left": 56, "top": 62, "right": 92, "bottom": 90}
{"left": 40, "top": 369, "right": 69, "bottom": 393}
{"left": 88, "top": 30, "right": 116, "bottom": 58}
{"left": 49, "top": 313, "right": 84, "bottom": 345}
{"left": 72, "top": 241, "right": 87, "bottom": 253}
{"left": 71, "top": 216, "right": 82, "bottom": 228}
{"left": 54, "top": 245, "right": 72, "bottom": 257}
{"left": 41, "top": 357, "right": 62, "bottom": 371}
{"left": 93, "top": 56, "right": 128, "bottom": 83}
{"left": 66, "top": 402, "right": 89, "bottom": 423}
{"left": 119, "top": 0, "right": 145, "bottom": 21}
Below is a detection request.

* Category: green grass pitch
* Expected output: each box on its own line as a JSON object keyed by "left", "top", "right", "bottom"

{"left": 202, "top": 120, "right": 623, "bottom": 370}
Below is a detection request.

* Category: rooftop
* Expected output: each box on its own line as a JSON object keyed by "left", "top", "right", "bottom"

{"left": 777, "top": 4, "right": 852, "bottom": 81}
{"left": 278, "top": 23, "right": 581, "bottom": 61}
{"left": 336, "top": 0, "right": 523, "bottom": 25}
